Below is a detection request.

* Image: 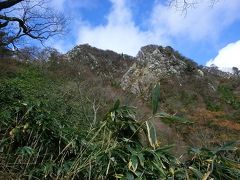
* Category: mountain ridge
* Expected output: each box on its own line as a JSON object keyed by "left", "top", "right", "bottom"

{"left": 66, "top": 43, "right": 240, "bottom": 147}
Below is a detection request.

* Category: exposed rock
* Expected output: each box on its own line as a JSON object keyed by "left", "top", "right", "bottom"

{"left": 121, "top": 45, "right": 192, "bottom": 98}
{"left": 66, "top": 43, "right": 239, "bottom": 109}
{"left": 202, "top": 66, "right": 232, "bottom": 79}
{"left": 67, "top": 44, "right": 135, "bottom": 78}
{"left": 197, "top": 69, "right": 204, "bottom": 77}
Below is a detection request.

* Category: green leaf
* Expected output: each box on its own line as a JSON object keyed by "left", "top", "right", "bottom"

{"left": 0, "top": 138, "right": 9, "bottom": 152}
{"left": 155, "top": 112, "right": 193, "bottom": 125}
{"left": 128, "top": 155, "right": 139, "bottom": 172}
{"left": 155, "top": 144, "right": 175, "bottom": 152}
{"left": 125, "top": 172, "right": 135, "bottom": 180}
{"left": 129, "top": 123, "right": 137, "bottom": 133}
{"left": 146, "top": 121, "right": 159, "bottom": 149}
{"left": 189, "top": 166, "right": 203, "bottom": 179}
{"left": 137, "top": 153, "right": 145, "bottom": 167}
{"left": 214, "top": 141, "right": 238, "bottom": 154}
{"left": 16, "top": 146, "right": 35, "bottom": 155}
{"left": 113, "top": 99, "right": 120, "bottom": 110}
{"left": 152, "top": 161, "right": 166, "bottom": 176}
{"left": 114, "top": 174, "right": 124, "bottom": 179}
{"left": 151, "top": 83, "right": 160, "bottom": 115}
{"left": 110, "top": 111, "right": 116, "bottom": 121}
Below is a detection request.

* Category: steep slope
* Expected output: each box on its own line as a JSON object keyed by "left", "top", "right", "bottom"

{"left": 121, "top": 45, "right": 197, "bottom": 97}
{"left": 65, "top": 44, "right": 240, "bottom": 147}
{"left": 1, "top": 57, "right": 239, "bottom": 180}
{"left": 67, "top": 44, "right": 135, "bottom": 79}
{"left": 120, "top": 44, "right": 240, "bottom": 146}
{"left": 120, "top": 44, "right": 240, "bottom": 111}
{"left": 66, "top": 44, "right": 189, "bottom": 151}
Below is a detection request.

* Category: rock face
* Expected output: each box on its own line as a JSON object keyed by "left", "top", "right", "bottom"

{"left": 66, "top": 44, "right": 238, "bottom": 108}
{"left": 64, "top": 43, "right": 240, "bottom": 149}
{"left": 67, "top": 44, "right": 135, "bottom": 78}
{"left": 121, "top": 45, "right": 197, "bottom": 98}
{"left": 120, "top": 44, "right": 240, "bottom": 120}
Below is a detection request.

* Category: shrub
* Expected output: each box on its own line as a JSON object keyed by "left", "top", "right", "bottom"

{"left": 0, "top": 59, "right": 239, "bottom": 179}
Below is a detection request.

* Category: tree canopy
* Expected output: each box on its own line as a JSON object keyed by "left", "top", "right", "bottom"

{"left": 0, "top": 0, "right": 66, "bottom": 49}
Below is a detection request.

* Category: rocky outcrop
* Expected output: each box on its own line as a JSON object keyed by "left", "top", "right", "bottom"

{"left": 66, "top": 44, "right": 238, "bottom": 104}
{"left": 121, "top": 45, "right": 198, "bottom": 98}
{"left": 202, "top": 66, "right": 232, "bottom": 79}
{"left": 67, "top": 44, "right": 135, "bottom": 78}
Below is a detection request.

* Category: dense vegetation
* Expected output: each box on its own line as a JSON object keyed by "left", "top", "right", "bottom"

{"left": 0, "top": 58, "right": 239, "bottom": 179}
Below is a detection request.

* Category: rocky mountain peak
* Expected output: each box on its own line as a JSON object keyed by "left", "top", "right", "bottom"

{"left": 66, "top": 44, "right": 135, "bottom": 77}
{"left": 121, "top": 45, "right": 197, "bottom": 97}
{"left": 65, "top": 43, "right": 238, "bottom": 103}
{"left": 136, "top": 44, "right": 161, "bottom": 59}
{"left": 137, "top": 45, "right": 178, "bottom": 62}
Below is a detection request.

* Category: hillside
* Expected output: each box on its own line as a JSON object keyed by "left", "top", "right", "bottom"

{"left": 0, "top": 45, "right": 240, "bottom": 179}
{"left": 120, "top": 45, "right": 240, "bottom": 146}
{"left": 66, "top": 44, "right": 240, "bottom": 147}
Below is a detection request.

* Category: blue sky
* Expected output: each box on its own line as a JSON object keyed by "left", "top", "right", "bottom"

{"left": 48, "top": 0, "right": 240, "bottom": 71}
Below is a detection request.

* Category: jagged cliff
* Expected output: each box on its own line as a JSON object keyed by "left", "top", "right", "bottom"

{"left": 67, "top": 44, "right": 135, "bottom": 78}
{"left": 121, "top": 45, "right": 197, "bottom": 97}
{"left": 66, "top": 44, "right": 240, "bottom": 146}
{"left": 66, "top": 44, "right": 240, "bottom": 113}
{"left": 18, "top": 43, "right": 237, "bottom": 105}
{"left": 121, "top": 44, "right": 236, "bottom": 98}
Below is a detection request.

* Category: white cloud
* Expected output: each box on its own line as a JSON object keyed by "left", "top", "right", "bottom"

{"left": 76, "top": 0, "right": 240, "bottom": 56}
{"left": 206, "top": 40, "right": 240, "bottom": 72}
{"left": 150, "top": 0, "right": 240, "bottom": 41}
{"left": 49, "top": 0, "right": 240, "bottom": 64}
{"left": 77, "top": 0, "right": 167, "bottom": 56}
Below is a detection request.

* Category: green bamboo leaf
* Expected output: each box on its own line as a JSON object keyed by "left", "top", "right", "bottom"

{"left": 214, "top": 141, "right": 238, "bottom": 154}
{"left": 151, "top": 83, "right": 160, "bottom": 115}
{"left": 0, "top": 138, "right": 9, "bottom": 152}
{"left": 129, "top": 123, "right": 137, "bottom": 133}
{"left": 137, "top": 153, "right": 145, "bottom": 167}
{"left": 202, "top": 170, "right": 212, "bottom": 180}
{"left": 155, "top": 144, "right": 175, "bottom": 152}
{"left": 16, "top": 146, "right": 34, "bottom": 155}
{"left": 128, "top": 155, "right": 139, "bottom": 172}
{"left": 114, "top": 174, "right": 124, "bottom": 179}
{"left": 146, "top": 121, "right": 159, "bottom": 149}
{"left": 110, "top": 111, "right": 116, "bottom": 121}
{"left": 155, "top": 112, "right": 193, "bottom": 125}
{"left": 189, "top": 166, "right": 203, "bottom": 179}
{"left": 125, "top": 172, "right": 135, "bottom": 180}
{"left": 152, "top": 161, "right": 166, "bottom": 176}
{"left": 113, "top": 99, "right": 120, "bottom": 110}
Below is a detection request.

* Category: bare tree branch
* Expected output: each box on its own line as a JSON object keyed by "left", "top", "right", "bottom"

{"left": 169, "top": 0, "right": 220, "bottom": 13}
{"left": 0, "top": 20, "right": 9, "bottom": 28}
{"left": 0, "top": 0, "right": 24, "bottom": 11}
{"left": 0, "top": 0, "right": 67, "bottom": 48}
